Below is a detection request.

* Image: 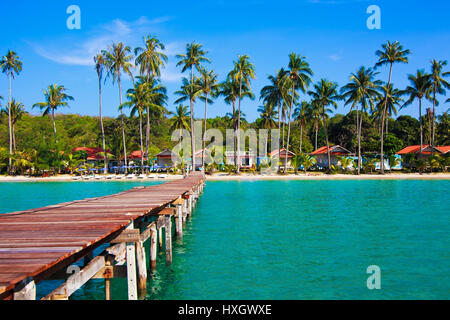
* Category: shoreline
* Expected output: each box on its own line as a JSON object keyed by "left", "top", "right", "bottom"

{"left": 0, "top": 173, "right": 449, "bottom": 182}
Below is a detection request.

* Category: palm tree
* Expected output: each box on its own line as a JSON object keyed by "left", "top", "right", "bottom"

{"left": 170, "top": 105, "right": 191, "bottom": 141}
{"left": 120, "top": 82, "right": 148, "bottom": 169}
{"left": 373, "top": 83, "right": 403, "bottom": 134}
{"left": 293, "top": 101, "right": 310, "bottom": 154}
{"left": 1, "top": 50, "right": 22, "bottom": 173}
{"left": 257, "top": 103, "right": 278, "bottom": 155}
{"left": 94, "top": 53, "right": 108, "bottom": 173}
{"left": 285, "top": 53, "right": 313, "bottom": 172}
{"left": 220, "top": 78, "right": 253, "bottom": 167}
{"left": 136, "top": 75, "right": 167, "bottom": 166}
{"left": 176, "top": 42, "right": 210, "bottom": 171}
{"left": 341, "top": 67, "right": 382, "bottom": 174}
{"left": 308, "top": 100, "right": 322, "bottom": 151}
{"left": 102, "top": 42, "right": 134, "bottom": 174}
{"left": 260, "top": 69, "right": 290, "bottom": 168}
{"left": 1, "top": 99, "right": 25, "bottom": 151}
{"left": 297, "top": 153, "right": 317, "bottom": 173}
{"left": 375, "top": 41, "right": 410, "bottom": 173}
{"left": 33, "top": 84, "right": 74, "bottom": 145}
{"left": 429, "top": 60, "right": 450, "bottom": 147}
{"left": 403, "top": 70, "right": 432, "bottom": 153}
{"left": 308, "top": 79, "right": 340, "bottom": 173}
{"left": 229, "top": 55, "right": 256, "bottom": 173}
{"left": 198, "top": 68, "right": 219, "bottom": 172}
{"left": 134, "top": 35, "right": 167, "bottom": 78}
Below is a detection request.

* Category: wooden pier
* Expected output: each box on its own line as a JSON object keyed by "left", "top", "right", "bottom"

{"left": 0, "top": 173, "right": 206, "bottom": 300}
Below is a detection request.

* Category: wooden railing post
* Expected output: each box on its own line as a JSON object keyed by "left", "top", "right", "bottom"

{"left": 165, "top": 215, "right": 172, "bottom": 265}
{"left": 150, "top": 224, "right": 157, "bottom": 270}
{"left": 125, "top": 223, "right": 137, "bottom": 300}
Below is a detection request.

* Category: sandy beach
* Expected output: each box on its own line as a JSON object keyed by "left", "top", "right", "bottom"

{"left": 0, "top": 173, "right": 449, "bottom": 182}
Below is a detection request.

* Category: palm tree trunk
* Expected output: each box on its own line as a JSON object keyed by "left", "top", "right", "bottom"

{"left": 119, "top": 75, "right": 128, "bottom": 174}
{"left": 356, "top": 104, "right": 360, "bottom": 175}
{"left": 190, "top": 67, "right": 196, "bottom": 171}
{"left": 99, "top": 76, "right": 107, "bottom": 174}
{"left": 202, "top": 93, "right": 208, "bottom": 173}
{"left": 237, "top": 77, "right": 242, "bottom": 173}
{"left": 139, "top": 113, "right": 144, "bottom": 170}
{"left": 285, "top": 85, "right": 295, "bottom": 173}
{"left": 432, "top": 88, "right": 436, "bottom": 150}
{"left": 146, "top": 106, "right": 150, "bottom": 174}
{"left": 12, "top": 123, "right": 16, "bottom": 152}
{"left": 358, "top": 105, "right": 364, "bottom": 175}
{"left": 380, "top": 63, "right": 393, "bottom": 174}
{"left": 323, "top": 114, "right": 332, "bottom": 173}
{"left": 315, "top": 120, "right": 318, "bottom": 151}
{"left": 278, "top": 101, "right": 281, "bottom": 172}
{"left": 232, "top": 100, "right": 237, "bottom": 168}
{"left": 52, "top": 108, "right": 58, "bottom": 145}
{"left": 299, "top": 121, "right": 303, "bottom": 154}
{"left": 7, "top": 71, "right": 12, "bottom": 174}
{"left": 419, "top": 98, "right": 423, "bottom": 153}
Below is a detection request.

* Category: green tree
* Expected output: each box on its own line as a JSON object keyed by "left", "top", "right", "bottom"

{"left": 375, "top": 41, "right": 410, "bottom": 173}
{"left": 341, "top": 67, "right": 382, "bottom": 174}
{"left": 285, "top": 53, "right": 313, "bottom": 172}
{"left": 308, "top": 79, "right": 339, "bottom": 172}
{"left": 257, "top": 103, "right": 278, "bottom": 155}
{"left": 134, "top": 35, "right": 167, "bottom": 78}
{"left": 228, "top": 55, "right": 256, "bottom": 173}
{"left": 1, "top": 50, "right": 22, "bottom": 173}
{"left": 429, "top": 59, "right": 450, "bottom": 147}
{"left": 94, "top": 53, "right": 108, "bottom": 173}
{"left": 33, "top": 85, "right": 74, "bottom": 145}
{"left": 403, "top": 70, "right": 432, "bottom": 152}
{"left": 1, "top": 99, "right": 25, "bottom": 152}
{"left": 102, "top": 42, "right": 134, "bottom": 173}
{"left": 176, "top": 42, "right": 210, "bottom": 170}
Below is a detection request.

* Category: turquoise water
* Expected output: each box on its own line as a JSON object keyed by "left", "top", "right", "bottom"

{"left": 1, "top": 180, "right": 449, "bottom": 299}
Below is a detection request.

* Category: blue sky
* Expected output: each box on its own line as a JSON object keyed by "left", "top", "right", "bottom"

{"left": 1, "top": 0, "right": 449, "bottom": 122}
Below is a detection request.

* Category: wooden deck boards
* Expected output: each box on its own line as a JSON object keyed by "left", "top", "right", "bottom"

{"left": 0, "top": 173, "right": 205, "bottom": 298}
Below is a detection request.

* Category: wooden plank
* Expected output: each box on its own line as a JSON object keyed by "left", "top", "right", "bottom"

{"left": 110, "top": 229, "right": 140, "bottom": 243}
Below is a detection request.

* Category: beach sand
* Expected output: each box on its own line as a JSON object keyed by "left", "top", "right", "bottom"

{"left": 0, "top": 172, "right": 449, "bottom": 182}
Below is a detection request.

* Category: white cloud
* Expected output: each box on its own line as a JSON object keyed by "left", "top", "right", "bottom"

{"left": 31, "top": 16, "right": 183, "bottom": 82}
{"left": 328, "top": 49, "right": 344, "bottom": 61}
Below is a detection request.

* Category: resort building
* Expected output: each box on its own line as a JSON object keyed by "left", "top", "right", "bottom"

{"left": 396, "top": 145, "right": 450, "bottom": 168}
{"left": 310, "top": 145, "right": 352, "bottom": 168}
{"left": 269, "top": 148, "right": 296, "bottom": 169}
{"left": 224, "top": 150, "right": 257, "bottom": 169}
{"left": 155, "top": 149, "right": 178, "bottom": 168}
{"left": 72, "top": 147, "right": 112, "bottom": 164}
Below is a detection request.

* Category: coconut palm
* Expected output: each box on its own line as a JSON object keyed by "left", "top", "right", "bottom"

{"left": 297, "top": 153, "right": 317, "bottom": 173}
{"left": 33, "top": 84, "right": 74, "bottom": 145}
{"left": 285, "top": 53, "right": 313, "bottom": 172}
{"left": 257, "top": 103, "right": 278, "bottom": 155}
{"left": 120, "top": 82, "right": 148, "bottom": 169}
{"left": 373, "top": 83, "right": 404, "bottom": 134}
{"left": 337, "top": 156, "right": 353, "bottom": 173}
{"left": 0, "top": 99, "right": 25, "bottom": 151}
{"left": 429, "top": 60, "right": 450, "bottom": 147}
{"left": 176, "top": 42, "right": 210, "bottom": 170}
{"left": 170, "top": 105, "right": 191, "bottom": 141}
{"left": 260, "top": 69, "right": 290, "bottom": 167}
{"left": 1, "top": 50, "right": 22, "bottom": 173}
{"left": 293, "top": 101, "right": 310, "bottom": 154}
{"left": 94, "top": 53, "right": 108, "bottom": 173}
{"left": 220, "top": 78, "right": 253, "bottom": 167}
{"left": 341, "top": 67, "right": 382, "bottom": 174}
{"left": 308, "top": 79, "right": 340, "bottom": 173}
{"left": 402, "top": 70, "right": 432, "bottom": 153}
{"left": 228, "top": 55, "right": 256, "bottom": 173}
{"left": 307, "top": 100, "right": 322, "bottom": 151}
{"left": 102, "top": 42, "right": 134, "bottom": 174}
{"left": 198, "top": 68, "right": 219, "bottom": 172}
{"left": 134, "top": 35, "right": 167, "bottom": 78}
{"left": 375, "top": 41, "right": 410, "bottom": 173}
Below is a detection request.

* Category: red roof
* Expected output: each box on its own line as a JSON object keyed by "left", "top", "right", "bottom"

{"left": 123, "top": 150, "right": 148, "bottom": 160}
{"left": 396, "top": 145, "right": 450, "bottom": 155}
{"left": 311, "top": 145, "right": 351, "bottom": 155}
{"left": 269, "top": 148, "right": 295, "bottom": 158}
{"left": 72, "top": 147, "right": 111, "bottom": 161}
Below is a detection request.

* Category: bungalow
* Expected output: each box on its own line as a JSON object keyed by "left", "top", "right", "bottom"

{"left": 269, "top": 148, "right": 296, "bottom": 169}
{"left": 397, "top": 145, "right": 450, "bottom": 167}
{"left": 224, "top": 150, "right": 257, "bottom": 169}
{"left": 155, "top": 149, "right": 178, "bottom": 168}
{"left": 310, "top": 145, "right": 352, "bottom": 168}
{"left": 72, "top": 147, "right": 113, "bottom": 165}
